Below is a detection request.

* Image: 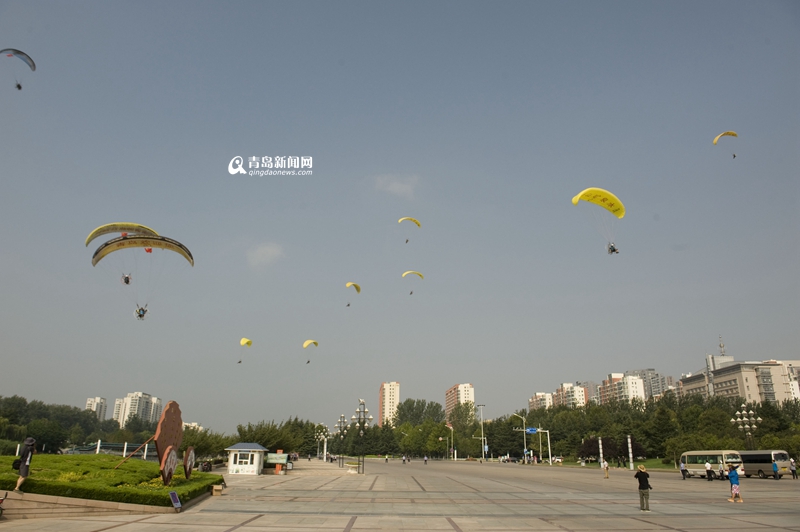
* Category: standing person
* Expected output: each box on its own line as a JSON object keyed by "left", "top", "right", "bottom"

{"left": 718, "top": 461, "right": 726, "bottom": 481}
{"left": 772, "top": 459, "right": 779, "bottom": 480}
{"left": 385, "top": 454, "right": 389, "bottom": 463}
{"left": 603, "top": 459, "right": 609, "bottom": 479}
{"left": 402, "top": 455, "right": 406, "bottom": 464}
{"left": 424, "top": 455, "right": 428, "bottom": 465}
{"left": 727, "top": 464, "right": 742, "bottom": 503}
{"left": 680, "top": 461, "right": 687, "bottom": 480}
{"left": 634, "top": 465, "right": 651, "bottom": 512}
{"left": 790, "top": 458, "right": 797, "bottom": 479}
{"left": 705, "top": 461, "right": 713, "bottom": 481}
{"left": 14, "top": 437, "right": 36, "bottom": 493}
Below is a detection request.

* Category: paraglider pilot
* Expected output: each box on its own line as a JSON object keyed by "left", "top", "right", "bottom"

{"left": 607, "top": 243, "right": 619, "bottom": 255}
{"left": 121, "top": 274, "right": 132, "bottom": 285}
{"left": 15, "top": 82, "right": 21, "bottom": 90}
{"left": 135, "top": 305, "right": 148, "bottom": 320}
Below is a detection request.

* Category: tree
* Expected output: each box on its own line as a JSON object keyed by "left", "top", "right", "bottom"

{"left": 26, "top": 418, "right": 67, "bottom": 452}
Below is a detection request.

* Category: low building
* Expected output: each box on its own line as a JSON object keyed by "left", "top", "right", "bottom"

{"left": 225, "top": 443, "right": 268, "bottom": 475}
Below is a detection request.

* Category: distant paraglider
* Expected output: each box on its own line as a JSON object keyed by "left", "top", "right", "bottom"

{"left": 239, "top": 338, "right": 252, "bottom": 364}
{"left": 345, "top": 282, "right": 360, "bottom": 307}
{"left": 712, "top": 131, "right": 737, "bottom": 145}
{"left": 402, "top": 270, "right": 424, "bottom": 294}
{"left": 302, "top": 339, "right": 318, "bottom": 364}
{"left": 398, "top": 217, "right": 421, "bottom": 243}
{"left": 572, "top": 188, "right": 626, "bottom": 254}
{"left": 1, "top": 49, "right": 35, "bottom": 90}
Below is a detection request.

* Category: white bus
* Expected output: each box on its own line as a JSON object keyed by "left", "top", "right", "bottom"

{"left": 739, "top": 450, "right": 791, "bottom": 479}
{"left": 679, "top": 450, "right": 742, "bottom": 479}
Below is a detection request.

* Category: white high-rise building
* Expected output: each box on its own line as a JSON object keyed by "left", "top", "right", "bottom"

{"left": 528, "top": 392, "right": 553, "bottom": 410}
{"left": 445, "top": 383, "right": 474, "bottom": 420}
{"left": 112, "top": 392, "right": 163, "bottom": 428}
{"left": 85, "top": 397, "right": 107, "bottom": 421}
{"left": 378, "top": 381, "right": 400, "bottom": 427}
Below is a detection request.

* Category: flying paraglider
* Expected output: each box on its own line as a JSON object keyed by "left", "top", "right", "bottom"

{"left": 345, "top": 282, "right": 360, "bottom": 307}
{"left": 402, "top": 271, "right": 423, "bottom": 294}
{"left": 87, "top": 226, "right": 193, "bottom": 319}
{"left": 239, "top": 338, "right": 252, "bottom": 363}
{"left": 1, "top": 49, "right": 35, "bottom": 90}
{"left": 398, "top": 217, "right": 421, "bottom": 243}
{"left": 303, "top": 339, "right": 318, "bottom": 364}
{"left": 572, "top": 188, "right": 626, "bottom": 254}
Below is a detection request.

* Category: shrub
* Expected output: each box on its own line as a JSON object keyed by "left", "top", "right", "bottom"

{"left": 0, "top": 454, "right": 222, "bottom": 507}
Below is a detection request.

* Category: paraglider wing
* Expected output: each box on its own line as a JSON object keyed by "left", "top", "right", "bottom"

{"left": 92, "top": 236, "right": 193, "bottom": 266}
{"left": 345, "top": 282, "right": 361, "bottom": 294}
{"left": 303, "top": 340, "right": 318, "bottom": 349}
{"left": 713, "top": 131, "right": 738, "bottom": 145}
{"left": 398, "top": 217, "right": 421, "bottom": 227}
{"left": 402, "top": 271, "right": 424, "bottom": 279}
{"left": 0, "top": 49, "right": 35, "bottom": 71}
{"left": 240, "top": 338, "right": 252, "bottom": 347}
{"left": 85, "top": 223, "right": 159, "bottom": 247}
{"left": 571, "top": 188, "right": 625, "bottom": 219}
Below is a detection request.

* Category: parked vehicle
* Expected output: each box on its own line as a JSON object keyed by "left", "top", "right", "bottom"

{"left": 553, "top": 456, "right": 563, "bottom": 463}
{"left": 739, "top": 450, "right": 790, "bottom": 479}
{"left": 679, "top": 450, "right": 742, "bottom": 479}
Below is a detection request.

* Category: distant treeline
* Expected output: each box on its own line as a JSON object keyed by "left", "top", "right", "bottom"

{"left": 3, "top": 394, "right": 799, "bottom": 461}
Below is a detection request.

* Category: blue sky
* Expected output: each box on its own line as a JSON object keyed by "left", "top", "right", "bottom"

{"left": 0, "top": 1, "right": 797, "bottom": 433}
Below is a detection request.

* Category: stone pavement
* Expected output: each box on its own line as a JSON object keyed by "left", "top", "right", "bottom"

{"left": 1, "top": 459, "right": 798, "bottom": 531}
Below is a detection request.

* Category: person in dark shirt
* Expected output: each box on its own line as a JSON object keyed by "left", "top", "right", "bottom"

{"left": 634, "top": 465, "right": 651, "bottom": 512}
{"left": 14, "top": 437, "right": 36, "bottom": 493}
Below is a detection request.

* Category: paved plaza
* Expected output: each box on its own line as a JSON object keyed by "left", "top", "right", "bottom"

{"left": 1, "top": 459, "right": 798, "bottom": 531}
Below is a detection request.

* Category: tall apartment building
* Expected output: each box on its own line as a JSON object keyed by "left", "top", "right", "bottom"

{"left": 445, "top": 383, "right": 474, "bottom": 420}
{"left": 624, "top": 369, "right": 674, "bottom": 399}
{"left": 681, "top": 359, "right": 800, "bottom": 404}
{"left": 528, "top": 392, "right": 553, "bottom": 410}
{"left": 112, "top": 392, "right": 163, "bottom": 428}
{"left": 378, "top": 381, "right": 400, "bottom": 427}
{"left": 552, "top": 383, "right": 587, "bottom": 408}
{"left": 575, "top": 381, "right": 599, "bottom": 403}
{"left": 597, "top": 373, "right": 645, "bottom": 404}
{"left": 85, "top": 397, "right": 107, "bottom": 421}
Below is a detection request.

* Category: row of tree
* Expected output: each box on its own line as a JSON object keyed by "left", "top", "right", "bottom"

{"left": 3, "top": 393, "right": 800, "bottom": 463}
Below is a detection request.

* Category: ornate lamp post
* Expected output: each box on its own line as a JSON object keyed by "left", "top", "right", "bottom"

{"left": 351, "top": 399, "right": 373, "bottom": 474}
{"left": 730, "top": 404, "right": 761, "bottom": 450}
{"left": 315, "top": 425, "right": 329, "bottom": 460}
{"left": 335, "top": 414, "right": 348, "bottom": 467}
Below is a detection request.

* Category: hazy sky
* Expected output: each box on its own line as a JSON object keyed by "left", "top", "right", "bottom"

{"left": 0, "top": 1, "right": 797, "bottom": 433}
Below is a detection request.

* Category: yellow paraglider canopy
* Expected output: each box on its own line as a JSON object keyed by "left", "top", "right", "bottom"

{"left": 713, "top": 131, "right": 738, "bottom": 145}
{"left": 571, "top": 188, "right": 625, "bottom": 219}
{"left": 92, "top": 235, "right": 194, "bottom": 267}
{"left": 398, "top": 217, "right": 421, "bottom": 227}
{"left": 345, "top": 282, "right": 361, "bottom": 293}
{"left": 85, "top": 223, "right": 159, "bottom": 247}
{"left": 240, "top": 338, "right": 252, "bottom": 347}
{"left": 402, "top": 271, "right": 424, "bottom": 279}
{"left": 303, "top": 340, "right": 318, "bottom": 349}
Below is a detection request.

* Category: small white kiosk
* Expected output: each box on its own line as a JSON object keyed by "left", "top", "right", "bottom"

{"left": 225, "top": 442, "right": 268, "bottom": 475}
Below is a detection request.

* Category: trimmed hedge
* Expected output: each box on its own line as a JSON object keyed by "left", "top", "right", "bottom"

{"left": 0, "top": 454, "right": 222, "bottom": 507}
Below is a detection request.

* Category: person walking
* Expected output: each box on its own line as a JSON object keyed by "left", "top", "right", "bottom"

{"left": 424, "top": 455, "right": 428, "bottom": 465}
{"left": 727, "top": 464, "right": 742, "bottom": 503}
{"left": 634, "top": 465, "right": 651, "bottom": 512}
{"left": 14, "top": 437, "right": 36, "bottom": 493}
{"left": 718, "top": 461, "right": 726, "bottom": 481}
{"left": 603, "top": 459, "right": 609, "bottom": 479}
{"left": 680, "top": 461, "right": 687, "bottom": 480}
{"left": 772, "top": 459, "right": 779, "bottom": 480}
{"left": 705, "top": 461, "right": 714, "bottom": 481}
{"left": 790, "top": 458, "right": 797, "bottom": 479}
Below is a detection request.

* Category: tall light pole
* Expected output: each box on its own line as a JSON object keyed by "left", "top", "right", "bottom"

{"left": 512, "top": 412, "right": 527, "bottom": 461}
{"left": 731, "top": 404, "right": 761, "bottom": 450}
{"left": 476, "top": 404, "right": 486, "bottom": 461}
{"left": 446, "top": 423, "right": 454, "bottom": 460}
{"left": 335, "top": 414, "right": 348, "bottom": 467}
{"left": 315, "top": 425, "right": 329, "bottom": 460}
{"left": 351, "top": 399, "right": 373, "bottom": 474}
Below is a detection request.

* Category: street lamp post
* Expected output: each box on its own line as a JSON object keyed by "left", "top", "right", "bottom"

{"left": 476, "top": 404, "right": 486, "bottom": 461}
{"left": 335, "top": 414, "right": 348, "bottom": 467}
{"left": 315, "top": 425, "right": 329, "bottom": 461}
{"left": 351, "top": 399, "right": 373, "bottom": 474}
{"left": 730, "top": 404, "right": 761, "bottom": 450}
{"left": 511, "top": 413, "right": 527, "bottom": 462}
{"left": 446, "top": 424, "right": 454, "bottom": 460}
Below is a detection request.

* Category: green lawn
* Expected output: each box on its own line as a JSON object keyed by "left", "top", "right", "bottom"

{"left": 0, "top": 454, "right": 222, "bottom": 507}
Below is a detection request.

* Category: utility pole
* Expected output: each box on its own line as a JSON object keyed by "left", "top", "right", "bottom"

{"left": 476, "top": 404, "right": 486, "bottom": 461}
